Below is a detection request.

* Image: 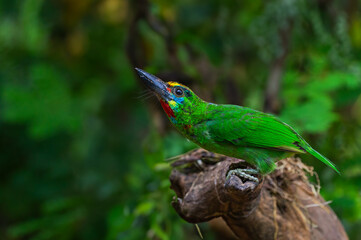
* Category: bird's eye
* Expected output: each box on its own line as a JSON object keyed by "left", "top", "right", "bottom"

{"left": 173, "top": 87, "right": 184, "bottom": 97}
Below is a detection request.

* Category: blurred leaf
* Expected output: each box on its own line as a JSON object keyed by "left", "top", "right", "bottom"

{"left": 20, "top": 0, "right": 47, "bottom": 52}
{"left": 2, "top": 64, "right": 83, "bottom": 138}
{"left": 143, "top": 128, "right": 165, "bottom": 169}
{"left": 135, "top": 201, "right": 155, "bottom": 216}
{"left": 151, "top": 222, "right": 169, "bottom": 240}
{"left": 281, "top": 96, "right": 338, "bottom": 133}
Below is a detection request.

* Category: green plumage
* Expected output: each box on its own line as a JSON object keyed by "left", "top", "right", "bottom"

{"left": 135, "top": 68, "right": 339, "bottom": 175}
{"left": 180, "top": 104, "right": 339, "bottom": 174}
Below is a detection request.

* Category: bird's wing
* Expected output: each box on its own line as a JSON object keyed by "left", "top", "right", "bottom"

{"left": 205, "top": 108, "right": 306, "bottom": 153}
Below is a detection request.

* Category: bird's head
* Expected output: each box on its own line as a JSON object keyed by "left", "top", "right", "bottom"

{"left": 135, "top": 68, "right": 202, "bottom": 123}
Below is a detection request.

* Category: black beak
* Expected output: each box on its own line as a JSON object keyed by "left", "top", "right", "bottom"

{"left": 135, "top": 68, "right": 171, "bottom": 100}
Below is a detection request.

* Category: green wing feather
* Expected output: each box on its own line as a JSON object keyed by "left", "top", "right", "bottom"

{"left": 206, "top": 105, "right": 305, "bottom": 153}
{"left": 204, "top": 105, "right": 339, "bottom": 173}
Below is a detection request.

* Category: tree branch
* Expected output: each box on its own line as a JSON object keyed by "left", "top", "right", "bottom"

{"left": 169, "top": 149, "right": 348, "bottom": 240}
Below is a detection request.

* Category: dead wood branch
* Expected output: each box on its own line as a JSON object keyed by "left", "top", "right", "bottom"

{"left": 169, "top": 149, "right": 348, "bottom": 240}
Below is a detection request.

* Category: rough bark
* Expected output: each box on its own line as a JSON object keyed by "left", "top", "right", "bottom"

{"left": 169, "top": 149, "right": 348, "bottom": 240}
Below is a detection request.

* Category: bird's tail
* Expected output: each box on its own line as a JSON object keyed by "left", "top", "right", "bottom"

{"left": 306, "top": 146, "right": 340, "bottom": 174}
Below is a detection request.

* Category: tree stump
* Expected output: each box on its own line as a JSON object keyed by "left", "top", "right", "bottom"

{"left": 169, "top": 149, "right": 348, "bottom": 240}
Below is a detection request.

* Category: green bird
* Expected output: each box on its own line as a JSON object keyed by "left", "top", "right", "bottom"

{"left": 135, "top": 68, "right": 339, "bottom": 181}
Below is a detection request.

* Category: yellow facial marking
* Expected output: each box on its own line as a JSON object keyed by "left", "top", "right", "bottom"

{"left": 168, "top": 100, "right": 177, "bottom": 107}
{"left": 168, "top": 81, "right": 186, "bottom": 88}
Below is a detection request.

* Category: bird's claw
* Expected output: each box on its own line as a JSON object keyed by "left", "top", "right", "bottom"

{"left": 226, "top": 168, "right": 259, "bottom": 183}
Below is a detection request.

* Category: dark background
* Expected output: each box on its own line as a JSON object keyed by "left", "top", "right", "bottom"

{"left": 1, "top": 0, "right": 361, "bottom": 239}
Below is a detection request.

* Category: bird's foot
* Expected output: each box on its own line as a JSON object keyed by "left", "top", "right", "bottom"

{"left": 226, "top": 168, "right": 259, "bottom": 183}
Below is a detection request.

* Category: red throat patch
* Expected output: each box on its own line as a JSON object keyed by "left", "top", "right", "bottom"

{"left": 160, "top": 100, "right": 175, "bottom": 118}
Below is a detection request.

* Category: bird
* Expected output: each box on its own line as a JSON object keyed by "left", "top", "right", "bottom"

{"left": 135, "top": 68, "right": 339, "bottom": 181}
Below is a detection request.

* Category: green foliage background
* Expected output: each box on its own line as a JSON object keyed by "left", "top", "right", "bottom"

{"left": 0, "top": 0, "right": 361, "bottom": 239}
